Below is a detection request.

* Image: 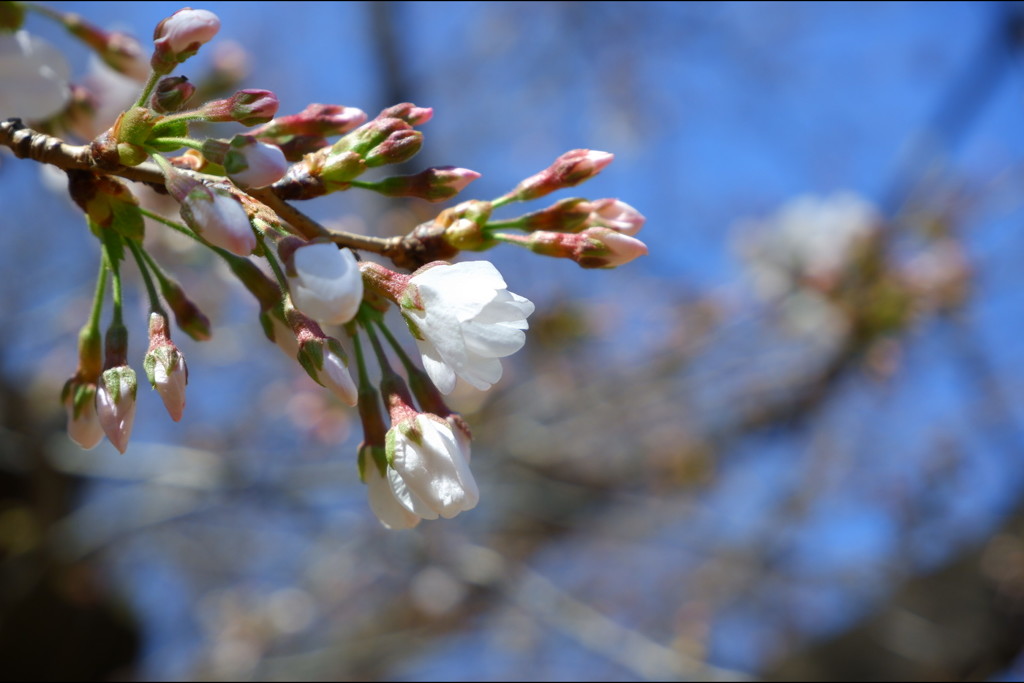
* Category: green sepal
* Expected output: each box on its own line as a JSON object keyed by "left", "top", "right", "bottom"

{"left": 109, "top": 200, "right": 144, "bottom": 242}
{"left": 148, "top": 119, "right": 191, "bottom": 145}
{"left": 296, "top": 339, "right": 325, "bottom": 387}
{"left": 101, "top": 366, "right": 137, "bottom": 404}
{"left": 401, "top": 312, "right": 425, "bottom": 341}
{"left": 384, "top": 427, "right": 398, "bottom": 467}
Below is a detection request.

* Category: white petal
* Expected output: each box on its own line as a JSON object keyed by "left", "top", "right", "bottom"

{"left": 290, "top": 245, "right": 363, "bottom": 324}
{"left": 367, "top": 467, "right": 422, "bottom": 529}
{"left": 386, "top": 464, "right": 439, "bottom": 520}
{"left": 416, "top": 338, "right": 457, "bottom": 394}
{"left": 461, "top": 320, "right": 526, "bottom": 359}
{"left": 322, "top": 351, "right": 358, "bottom": 406}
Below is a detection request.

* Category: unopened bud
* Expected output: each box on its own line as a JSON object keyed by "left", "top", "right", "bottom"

{"left": 253, "top": 103, "right": 367, "bottom": 140}
{"left": 505, "top": 149, "right": 614, "bottom": 202}
{"left": 376, "top": 102, "right": 433, "bottom": 126}
{"left": 332, "top": 117, "right": 410, "bottom": 157}
{"left": 62, "top": 379, "right": 104, "bottom": 450}
{"left": 584, "top": 198, "right": 645, "bottom": 236}
{"left": 163, "top": 164, "right": 256, "bottom": 255}
{"left": 96, "top": 365, "right": 137, "bottom": 453}
{"left": 151, "top": 75, "right": 196, "bottom": 113}
{"left": 221, "top": 135, "right": 289, "bottom": 188}
{"left": 151, "top": 7, "right": 220, "bottom": 74}
{"left": 364, "top": 129, "right": 422, "bottom": 167}
{"left": 368, "top": 166, "right": 480, "bottom": 202}
{"left": 199, "top": 88, "right": 279, "bottom": 126}
{"left": 511, "top": 226, "right": 648, "bottom": 269}
{"left": 143, "top": 313, "right": 188, "bottom": 422}
{"left": 291, "top": 313, "right": 358, "bottom": 406}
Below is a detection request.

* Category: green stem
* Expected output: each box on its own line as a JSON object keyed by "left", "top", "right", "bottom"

{"left": 101, "top": 237, "right": 124, "bottom": 326}
{"left": 139, "top": 207, "right": 201, "bottom": 242}
{"left": 256, "top": 232, "right": 290, "bottom": 290}
{"left": 483, "top": 217, "right": 527, "bottom": 231}
{"left": 125, "top": 240, "right": 166, "bottom": 318}
{"left": 373, "top": 314, "right": 417, "bottom": 376}
{"left": 136, "top": 245, "right": 175, "bottom": 293}
{"left": 147, "top": 136, "right": 203, "bottom": 152}
{"left": 361, "top": 315, "right": 396, "bottom": 381}
{"left": 87, "top": 255, "right": 109, "bottom": 334}
{"left": 134, "top": 70, "right": 162, "bottom": 109}
{"left": 490, "top": 194, "right": 516, "bottom": 209}
{"left": 350, "top": 323, "right": 373, "bottom": 393}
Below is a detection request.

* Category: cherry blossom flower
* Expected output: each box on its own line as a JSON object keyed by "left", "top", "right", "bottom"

{"left": 400, "top": 261, "right": 534, "bottom": 394}
{"left": 366, "top": 465, "right": 422, "bottom": 530}
{"left": 384, "top": 413, "right": 478, "bottom": 520}
{"left": 287, "top": 243, "right": 363, "bottom": 325}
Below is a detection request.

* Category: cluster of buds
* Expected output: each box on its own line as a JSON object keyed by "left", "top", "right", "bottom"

{"left": 1, "top": 5, "right": 645, "bottom": 529}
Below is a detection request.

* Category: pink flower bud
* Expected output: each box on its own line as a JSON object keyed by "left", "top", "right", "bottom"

{"left": 223, "top": 135, "right": 289, "bottom": 188}
{"left": 96, "top": 366, "right": 137, "bottom": 454}
{"left": 253, "top": 103, "right": 367, "bottom": 139}
{"left": 63, "top": 381, "right": 104, "bottom": 450}
{"left": 364, "top": 129, "right": 422, "bottom": 167}
{"left": 153, "top": 8, "right": 220, "bottom": 54}
{"left": 144, "top": 314, "right": 188, "bottom": 422}
{"left": 293, "top": 320, "right": 358, "bottom": 406}
{"left": 164, "top": 165, "right": 256, "bottom": 256}
{"left": 510, "top": 227, "right": 648, "bottom": 269}
{"left": 151, "top": 75, "right": 196, "bottom": 113}
{"left": 572, "top": 227, "right": 648, "bottom": 268}
{"left": 377, "top": 102, "right": 433, "bottom": 126}
{"left": 369, "top": 166, "right": 481, "bottom": 202}
{"left": 585, "top": 199, "right": 645, "bottom": 236}
{"left": 200, "top": 89, "right": 279, "bottom": 126}
{"left": 506, "top": 149, "right": 614, "bottom": 202}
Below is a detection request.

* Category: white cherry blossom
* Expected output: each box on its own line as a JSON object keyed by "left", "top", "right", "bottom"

{"left": 287, "top": 243, "right": 363, "bottom": 325}
{"left": 385, "top": 414, "right": 478, "bottom": 520}
{"left": 402, "top": 261, "right": 533, "bottom": 394}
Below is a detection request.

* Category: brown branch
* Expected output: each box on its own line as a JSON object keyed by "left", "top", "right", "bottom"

{"left": 0, "top": 118, "right": 401, "bottom": 258}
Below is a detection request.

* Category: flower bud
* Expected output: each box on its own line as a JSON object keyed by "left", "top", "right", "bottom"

{"left": 199, "top": 88, "right": 279, "bottom": 126}
{"left": 585, "top": 198, "right": 646, "bottom": 236}
{"left": 283, "top": 241, "right": 363, "bottom": 325}
{"left": 222, "top": 135, "right": 289, "bottom": 188}
{"left": 151, "top": 8, "right": 220, "bottom": 73}
{"left": 291, "top": 314, "right": 358, "bottom": 406}
{"left": 143, "top": 313, "right": 188, "bottom": 422}
{"left": 56, "top": 10, "right": 150, "bottom": 82}
{"left": 367, "top": 166, "right": 480, "bottom": 202}
{"left": 505, "top": 197, "right": 592, "bottom": 233}
{"left": 253, "top": 103, "right": 367, "bottom": 140}
{"left": 507, "top": 227, "right": 648, "bottom": 269}
{"left": 364, "top": 129, "right": 422, "bottom": 167}
{"left": 377, "top": 102, "right": 433, "bottom": 126}
{"left": 163, "top": 165, "right": 256, "bottom": 256}
{"left": 151, "top": 75, "right": 196, "bottom": 113}
{"left": 504, "top": 149, "right": 614, "bottom": 202}
{"left": 62, "top": 379, "right": 104, "bottom": 450}
{"left": 96, "top": 365, "right": 137, "bottom": 454}
{"left": 332, "top": 117, "right": 410, "bottom": 157}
